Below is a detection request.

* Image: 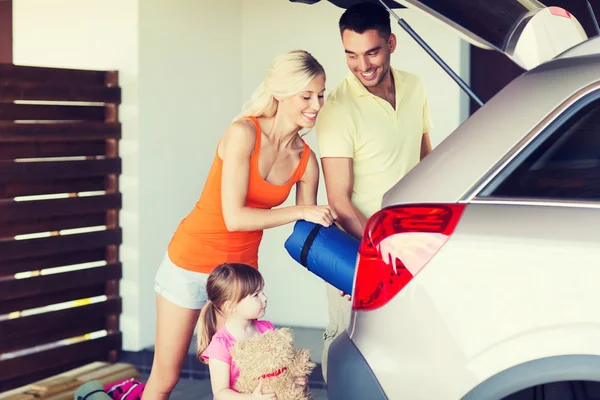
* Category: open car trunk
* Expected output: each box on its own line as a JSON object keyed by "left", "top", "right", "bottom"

{"left": 294, "top": 0, "right": 589, "bottom": 70}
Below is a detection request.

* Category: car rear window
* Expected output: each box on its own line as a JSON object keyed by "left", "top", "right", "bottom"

{"left": 480, "top": 94, "right": 600, "bottom": 201}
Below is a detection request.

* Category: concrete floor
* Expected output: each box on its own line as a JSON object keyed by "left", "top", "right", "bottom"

{"left": 136, "top": 327, "right": 328, "bottom": 399}
{"left": 138, "top": 372, "right": 328, "bottom": 400}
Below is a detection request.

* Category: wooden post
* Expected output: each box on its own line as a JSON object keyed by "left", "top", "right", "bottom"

{"left": 104, "top": 71, "right": 120, "bottom": 363}
{"left": 0, "top": 0, "right": 12, "bottom": 63}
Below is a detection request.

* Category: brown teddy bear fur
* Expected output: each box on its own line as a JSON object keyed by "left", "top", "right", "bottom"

{"left": 229, "top": 327, "right": 316, "bottom": 400}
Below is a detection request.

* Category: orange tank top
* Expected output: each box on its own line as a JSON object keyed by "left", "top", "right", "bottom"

{"left": 167, "top": 117, "right": 311, "bottom": 273}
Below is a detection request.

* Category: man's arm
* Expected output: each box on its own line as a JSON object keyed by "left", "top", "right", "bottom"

{"left": 321, "top": 157, "right": 368, "bottom": 240}
{"left": 421, "top": 132, "right": 432, "bottom": 160}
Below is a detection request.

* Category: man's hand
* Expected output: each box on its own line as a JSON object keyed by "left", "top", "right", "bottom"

{"left": 421, "top": 132, "right": 432, "bottom": 160}
{"left": 340, "top": 290, "right": 351, "bottom": 301}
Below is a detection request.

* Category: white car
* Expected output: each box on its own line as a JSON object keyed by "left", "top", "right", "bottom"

{"left": 292, "top": 0, "right": 600, "bottom": 399}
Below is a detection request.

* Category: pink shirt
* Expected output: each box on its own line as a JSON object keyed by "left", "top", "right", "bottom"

{"left": 201, "top": 320, "right": 275, "bottom": 390}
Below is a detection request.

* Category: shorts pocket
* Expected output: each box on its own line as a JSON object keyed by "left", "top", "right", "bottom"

{"left": 323, "top": 323, "right": 339, "bottom": 342}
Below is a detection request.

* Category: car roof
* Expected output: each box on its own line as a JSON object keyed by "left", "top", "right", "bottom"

{"left": 556, "top": 35, "right": 600, "bottom": 60}
{"left": 382, "top": 40, "right": 600, "bottom": 207}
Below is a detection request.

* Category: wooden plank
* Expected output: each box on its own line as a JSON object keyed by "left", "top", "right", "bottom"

{"left": 0, "top": 193, "right": 121, "bottom": 223}
{"left": 0, "top": 297, "right": 121, "bottom": 339}
{"left": 0, "top": 315, "right": 107, "bottom": 354}
{"left": 0, "top": 122, "right": 121, "bottom": 142}
{"left": 0, "top": 82, "right": 121, "bottom": 103}
{"left": 0, "top": 248, "right": 107, "bottom": 277}
{"left": 105, "top": 133, "right": 120, "bottom": 341}
{"left": 0, "top": 228, "right": 122, "bottom": 262}
{"left": 49, "top": 364, "right": 137, "bottom": 400}
{"left": 0, "top": 358, "right": 101, "bottom": 397}
{"left": 0, "top": 176, "right": 107, "bottom": 198}
{"left": 0, "top": 104, "right": 106, "bottom": 121}
{"left": 0, "top": 362, "right": 138, "bottom": 400}
{"left": 0, "top": 64, "right": 109, "bottom": 86}
{"left": 0, "top": 283, "right": 105, "bottom": 314}
{"left": 0, "top": 140, "right": 107, "bottom": 160}
{"left": 0, "top": 3, "right": 11, "bottom": 64}
{"left": 32, "top": 364, "right": 135, "bottom": 400}
{"left": 0, "top": 332, "right": 121, "bottom": 385}
{"left": 0, "top": 158, "right": 121, "bottom": 182}
{"left": 0, "top": 213, "right": 107, "bottom": 239}
{"left": 0, "top": 263, "right": 121, "bottom": 301}
{"left": 0, "top": 361, "right": 107, "bottom": 400}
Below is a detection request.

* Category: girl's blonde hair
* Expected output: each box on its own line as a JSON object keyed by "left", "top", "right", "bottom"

{"left": 197, "top": 263, "right": 265, "bottom": 363}
{"left": 233, "top": 50, "right": 325, "bottom": 122}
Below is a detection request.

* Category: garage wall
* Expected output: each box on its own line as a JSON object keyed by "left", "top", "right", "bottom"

{"left": 13, "top": 0, "right": 470, "bottom": 349}
{"left": 137, "top": 0, "right": 243, "bottom": 350}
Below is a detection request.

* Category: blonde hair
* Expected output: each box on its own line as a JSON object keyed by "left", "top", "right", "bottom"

{"left": 233, "top": 50, "right": 325, "bottom": 122}
{"left": 196, "top": 263, "right": 265, "bottom": 363}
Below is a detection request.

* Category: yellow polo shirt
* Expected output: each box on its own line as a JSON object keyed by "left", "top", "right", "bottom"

{"left": 315, "top": 68, "right": 433, "bottom": 218}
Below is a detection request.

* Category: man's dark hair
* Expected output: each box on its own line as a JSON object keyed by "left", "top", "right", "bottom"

{"left": 339, "top": 2, "right": 392, "bottom": 39}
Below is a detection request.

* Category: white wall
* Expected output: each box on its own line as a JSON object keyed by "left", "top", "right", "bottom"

{"left": 13, "top": 0, "right": 470, "bottom": 349}
{"left": 242, "top": 0, "right": 470, "bottom": 329}
{"left": 137, "top": 0, "right": 242, "bottom": 348}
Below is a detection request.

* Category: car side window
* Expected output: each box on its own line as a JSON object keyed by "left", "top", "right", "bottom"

{"left": 479, "top": 93, "right": 600, "bottom": 201}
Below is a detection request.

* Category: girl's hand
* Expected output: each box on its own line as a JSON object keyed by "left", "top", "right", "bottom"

{"left": 301, "top": 205, "right": 338, "bottom": 227}
{"left": 294, "top": 376, "right": 308, "bottom": 387}
{"left": 251, "top": 380, "right": 276, "bottom": 399}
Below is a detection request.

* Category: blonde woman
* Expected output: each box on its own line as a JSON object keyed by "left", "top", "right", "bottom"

{"left": 143, "top": 50, "right": 337, "bottom": 400}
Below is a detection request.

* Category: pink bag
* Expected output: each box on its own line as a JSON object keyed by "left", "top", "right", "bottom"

{"left": 103, "top": 378, "right": 145, "bottom": 400}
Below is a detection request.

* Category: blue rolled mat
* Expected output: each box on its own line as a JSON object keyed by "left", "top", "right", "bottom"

{"left": 284, "top": 220, "right": 360, "bottom": 295}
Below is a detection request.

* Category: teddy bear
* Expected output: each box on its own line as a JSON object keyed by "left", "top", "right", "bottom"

{"left": 229, "top": 327, "right": 316, "bottom": 400}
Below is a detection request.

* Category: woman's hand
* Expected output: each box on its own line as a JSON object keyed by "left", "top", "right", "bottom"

{"left": 295, "top": 150, "right": 337, "bottom": 228}
{"left": 300, "top": 205, "right": 338, "bottom": 227}
{"left": 294, "top": 376, "right": 308, "bottom": 387}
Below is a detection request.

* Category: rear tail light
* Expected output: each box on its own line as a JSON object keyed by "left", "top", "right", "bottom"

{"left": 352, "top": 204, "right": 465, "bottom": 311}
{"left": 548, "top": 6, "right": 571, "bottom": 19}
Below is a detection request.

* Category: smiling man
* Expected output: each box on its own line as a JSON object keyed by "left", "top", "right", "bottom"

{"left": 315, "top": 1, "right": 433, "bottom": 381}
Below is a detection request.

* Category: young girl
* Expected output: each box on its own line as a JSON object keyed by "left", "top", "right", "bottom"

{"left": 197, "top": 263, "right": 309, "bottom": 399}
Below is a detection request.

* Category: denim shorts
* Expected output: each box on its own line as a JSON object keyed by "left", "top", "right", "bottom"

{"left": 153, "top": 251, "right": 210, "bottom": 310}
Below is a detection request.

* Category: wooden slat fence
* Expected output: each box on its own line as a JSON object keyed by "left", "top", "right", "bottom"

{"left": 0, "top": 64, "right": 122, "bottom": 392}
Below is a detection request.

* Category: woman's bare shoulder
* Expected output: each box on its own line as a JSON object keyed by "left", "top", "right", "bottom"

{"left": 220, "top": 118, "right": 258, "bottom": 155}
{"left": 226, "top": 118, "right": 257, "bottom": 140}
